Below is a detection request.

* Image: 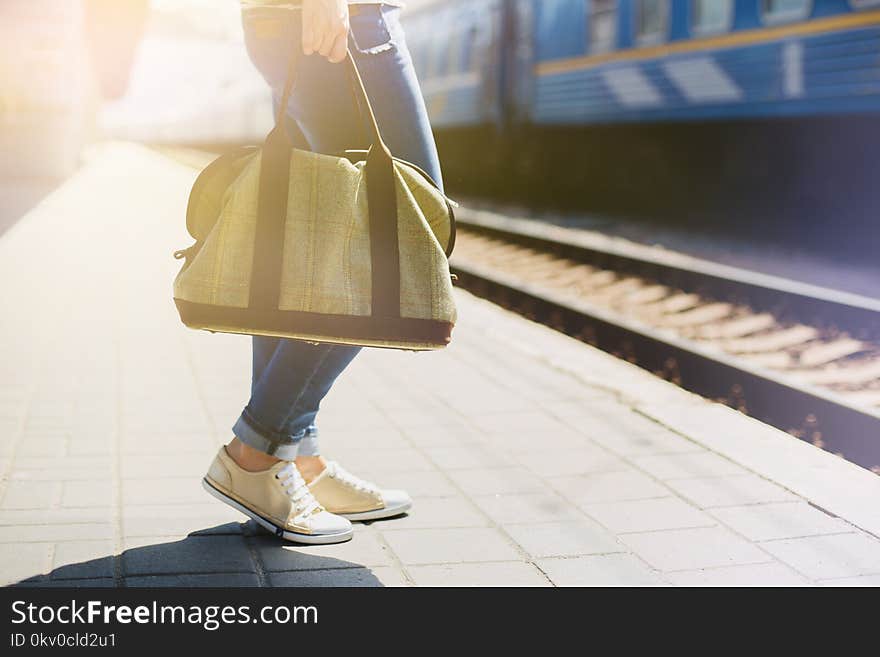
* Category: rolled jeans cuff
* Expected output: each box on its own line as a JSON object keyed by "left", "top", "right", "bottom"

{"left": 296, "top": 426, "right": 321, "bottom": 457}
{"left": 232, "top": 411, "right": 303, "bottom": 461}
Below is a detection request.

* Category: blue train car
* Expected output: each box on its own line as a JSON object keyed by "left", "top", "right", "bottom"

{"left": 403, "top": 1, "right": 880, "bottom": 257}
{"left": 407, "top": 0, "right": 880, "bottom": 126}
{"left": 529, "top": 0, "right": 880, "bottom": 124}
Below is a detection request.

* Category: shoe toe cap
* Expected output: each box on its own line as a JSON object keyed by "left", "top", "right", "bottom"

{"left": 381, "top": 489, "right": 412, "bottom": 513}
{"left": 310, "top": 510, "right": 353, "bottom": 536}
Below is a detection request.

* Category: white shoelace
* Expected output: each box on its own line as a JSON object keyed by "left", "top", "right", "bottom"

{"left": 275, "top": 463, "right": 322, "bottom": 518}
{"left": 326, "top": 461, "right": 380, "bottom": 495}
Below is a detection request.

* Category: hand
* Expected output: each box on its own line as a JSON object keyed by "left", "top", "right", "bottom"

{"left": 302, "top": 0, "right": 349, "bottom": 64}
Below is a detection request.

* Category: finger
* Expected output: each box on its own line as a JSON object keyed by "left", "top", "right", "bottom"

{"left": 302, "top": 21, "right": 316, "bottom": 55}
{"left": 328, "top": 32, "right": 348, "bottom": 64}
{"left": 303, "top": 11, "right": 325, "bottom": 55}
{"left": 318, "top": 27, "right": 337, "bottom": 57}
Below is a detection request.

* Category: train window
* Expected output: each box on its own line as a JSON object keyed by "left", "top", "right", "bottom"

{"left": 761, "top": 0, "right": 811, "bottom": 23}
{"left": 635, "top": 0, "right": 669, "bottom": 44}
{"left": 850, "top": 0, "right": 880, "bottom": 8}
{"left": 692, "top": 0, "right": 732, "bottom": 33}
{"left": 587, "top": 0, "right": 618, "bottom": 53}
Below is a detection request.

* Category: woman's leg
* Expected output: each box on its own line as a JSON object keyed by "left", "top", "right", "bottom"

{"left": 232, "top": 340, "right": 359, "bottom": 462}
{"left": 232, "top": 5, "right": 441, "bottom": 478}
{"left": 203, "top": 4, "right": 438, "bottom": 543}
{"left": 250, "top": 337, "right": 277, "bottom": 396}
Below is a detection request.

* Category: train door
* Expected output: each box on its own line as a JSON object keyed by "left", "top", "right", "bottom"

{"left": 503, "top": 0, "right": 536, "bottom": 127}
{"left": 494, "top": 0, "right": 541, "bottom": 191}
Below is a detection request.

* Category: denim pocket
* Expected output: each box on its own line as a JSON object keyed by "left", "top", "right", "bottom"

{"left": 349, "top": 5, "right": 396, "bottom": 55}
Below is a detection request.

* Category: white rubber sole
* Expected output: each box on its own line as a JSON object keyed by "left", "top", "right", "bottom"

{"left": 339, "top": 500, "right": 412, "bottom": 521}
{"left": 202, "top": 478, "right": 353, "bottom": 545}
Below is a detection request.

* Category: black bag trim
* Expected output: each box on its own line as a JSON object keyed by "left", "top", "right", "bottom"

{"left": 342, "top": 150, "right": 456, "bottom": 257}
{"left": 175, "top": 299, "right": 453, "bottom": 346}
{"left": 365, "top": 144, "right": 399, "bottom": 318}
{"left": 249, "top": 128, "right": 292, "bottom": 312}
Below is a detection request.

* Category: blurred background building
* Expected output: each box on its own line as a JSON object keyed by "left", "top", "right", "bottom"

{"left": 101, "top": 0, "right": 273, "bottom": 146}
{"left": 0, "top": 0, "right": 272, "bottom": 232}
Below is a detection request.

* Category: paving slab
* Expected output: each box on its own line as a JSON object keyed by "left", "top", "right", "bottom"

{"left": 664, "top": 474, "right": 799, "bottom": 509}
{"left": 50, "top": 540, "right": 117, "bottom": 581}
{"left": 381, "top": 528, "right": 523, "bottom": 565}
{"left": 759, "top": 533, "right": 880, "bottom": 580}
{"left": 472, "top": 492, "right": 585, "bottom": 525}
{"left": 580, "top": 497, "right": 716, "bottom": 534}
{"left": 422, "top": 445, "right": 519, "bottom": 471}
{"left": 254, "top": 532, "right": 396, "bottom": 572}
{"left": 0, "top": 507, "right": 114, "bottom": 526}
{"left": 351, "top": 470, "right": 459, "bottom": 498}
{"left": 445, "top": 467, "right": 546, "bottom": 496}
{"left": 663, "top": 563, "right": 811, "bottom": 587}
{"left": 0, "top": 143, "right": 878, "bottom": 587}
{"left": 537, "top": 555, "right": 664, "bottom": 586}
{"left": 125, "top": 574, "right": 261, "bottom": 587}
{"left": 0, "top": 523, "right": 115, "bottom": 544}
{"left": 407, "top": 562, "right": 551, "bottom": 587}
{"left": 503, "top": 521, "right": 624, "bottom": 558}
{"left": 630, "top": 452, "right": 749, "bottom": 481}
{"left": 1, "top": 481, "right": 62, "bottom": 509}
{"left": 16, "top": 578, "right": 117, "bottom": 588}
{"left": 61, "top": 480, "right": 115, "bottom": 508}
{"left": 0, "top": 543, "right": 53, "bottom": 586}
{"left": 708, "top": 503, "right": 854, "bottom": 542}
{"left": 268, "top": 568, "right": 405, "bottom": 587}
{"left": 513, "top": 446, "right": 627, "bottom": 477}
{"left": 121, "top": 503, "right": 244, "bottom": 538}
{"left": 620, "top": 527, "right": 772, "bottom": 572}
{"left": 549, "top": 470, "right": 670, "bottom": 505}
{"left": 374, "top": 495, "right": 488, "bottom": 530}
{"left": 121, "top": 535, "right": 255, "bottom": 577}
{"left": 819, "top": 575, "right": 880, "bottom": 587}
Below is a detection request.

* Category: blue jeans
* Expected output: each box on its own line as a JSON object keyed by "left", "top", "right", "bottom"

{"left": 232, "top": 3, "right": 442, "bottom": 459}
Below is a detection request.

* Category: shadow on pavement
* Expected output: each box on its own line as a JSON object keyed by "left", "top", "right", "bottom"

{"left": 10, "top": 522, "right": 385, "bottom": 588}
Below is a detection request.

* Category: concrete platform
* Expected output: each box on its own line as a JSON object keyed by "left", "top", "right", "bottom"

{"left": 1, "top": 143, "right": 879, "bottom": 587}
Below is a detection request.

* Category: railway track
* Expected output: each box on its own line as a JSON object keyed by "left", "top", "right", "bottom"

{"left": 450, "top": 207, "right": 880, "bottom": 473}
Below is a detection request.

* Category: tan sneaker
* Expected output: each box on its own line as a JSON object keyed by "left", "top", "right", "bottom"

{"left": 203, "top": 447, "right": 352, "bottom": 544}
{"left": 308, "top": 461, "right": 412, "bottom": 521}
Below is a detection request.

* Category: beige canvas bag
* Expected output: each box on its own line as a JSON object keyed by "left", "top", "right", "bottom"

{"left": 172, "top": 51, "right": 456, "bottom": 350}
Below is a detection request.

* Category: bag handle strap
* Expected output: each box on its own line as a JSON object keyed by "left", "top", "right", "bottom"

{"left": 342, "top": 52, "right": 391, "bottom": 158}
{"left": 273, "top": 37, "right": 300, "bottom": 129}
{"left": 272, "top": 48, "right": 391, "bottom": 159}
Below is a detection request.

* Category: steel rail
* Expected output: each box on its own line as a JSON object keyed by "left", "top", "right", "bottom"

{"left": 451, "top": 208, "right": 880, "bottom": 471}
